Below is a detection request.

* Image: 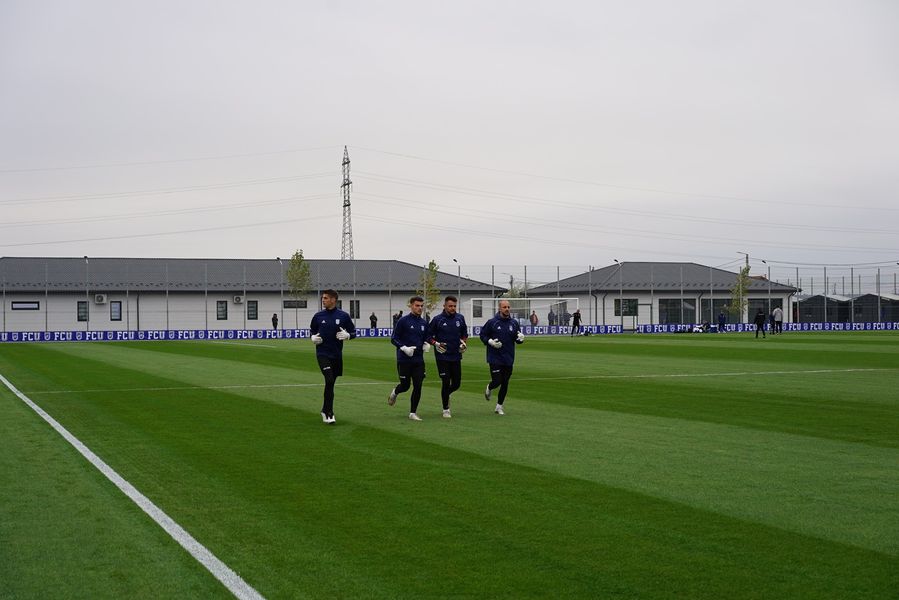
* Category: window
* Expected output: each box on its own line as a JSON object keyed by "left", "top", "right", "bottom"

{"left": 11, "top": 301, "right": 40, "bottom": 310}
{"left": 110, "top": 301, "right": 122, "bottom": 321}
{"left": 472, "top": 300, "right": 483, "bottom": 318}
{"left": 748, "top": 299, "right": 783, "bottom": 320}
{"left": 247, "top": 300, "right": 258, "bottom": 320}
{"left": 658, "top": 299, "right": 695, "bottom": 324}
{"left": 614, "top": 298, "right": 638, "bottom": 316}
{"left": 77, "top": 301, "right": 89, "bottom": 322}
{"left": 349, "top": 299, "right": 360, "bottom": 319}
{"left": 283, "top": 299, "right": 307, "bottom": 309}
{"left": 217, "top": 300, "right": 228, "bottom": 320}
{"left": 700, "top": 299, "right": 731, "bottom": 323}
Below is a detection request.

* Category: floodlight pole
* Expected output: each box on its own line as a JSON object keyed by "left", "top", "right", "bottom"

{"left": 453, "top": 258, "right": 461, "bottom": 305}
{"left": 614, "top": 259, "right": 623, "bottom": 330}
{"left": 84, "top": 256, "right": 90, "bottom": 332}
{"left": 277, "top": 257, "right": 283, "bottom": 331}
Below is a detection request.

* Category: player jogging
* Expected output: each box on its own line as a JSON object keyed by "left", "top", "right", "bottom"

{"left": 388, "top": 296, "right": 431, "bottom": 421}
{"left": 480, "top": 299, "right": 524, "bottom": 415}
{"left": 310, "top": 289, "right": 356, "bottom": 424}
{"left": 428, "top": 295, "right": 469, "bottom": 418}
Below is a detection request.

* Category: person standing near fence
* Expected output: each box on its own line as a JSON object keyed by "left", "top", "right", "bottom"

{"left": 773, "top": 306, "right": 783, "bottom": 334}
{"left": 310, "top": 289, "right": 356, "bottom": 424}
{"left": 753, "top": 308, "right": 767, "bottom": 339}
{"left": 570, "top": 309, "right": 582, "bottom": 336}
{"left": 480, "top": 299, "right": 525, "bottom": 415}
{"left": 388, "top": 296, "right": 431, "bottom": 421}
{"left": 271, "top": 313, "right": 278, "bottom": 330}
{"left": 428, "top": 295, "right": 469, "bottom": 418}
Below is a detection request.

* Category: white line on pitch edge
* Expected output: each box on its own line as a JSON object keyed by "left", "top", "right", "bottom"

{"left": 0, "top": 372, "right": 265, "bottom": 600}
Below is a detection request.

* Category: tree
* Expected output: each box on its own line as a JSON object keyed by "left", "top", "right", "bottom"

{"left": 286, "top": 249, "right": 311, "bottom": 326}
{"left": 729, "top": 265, "right": 750, "bottom": 322}
{"left": 416, "top": 260, "right": 441, "bottom": 317}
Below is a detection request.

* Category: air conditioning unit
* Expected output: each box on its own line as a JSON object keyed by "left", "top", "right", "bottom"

{"left": 233, "top": 295, "right": 244, "bottom": 304}
{"left": 94, "top": 294, "right": 107, "bottom": 304}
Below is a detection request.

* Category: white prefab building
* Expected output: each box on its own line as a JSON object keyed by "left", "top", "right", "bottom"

{"left": 0, "top": 257, "right": 502, "bottom": 333}
{"left": 526, "top": 262, "right": 797, "bottom": 329}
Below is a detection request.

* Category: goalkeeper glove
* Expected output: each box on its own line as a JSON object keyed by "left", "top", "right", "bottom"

{"left": 400, "top": 345, "right": 415, "bottom": 357}
{"left": 516, "top": 332, "right": 525, "bottom": 342}
{"left": 459, "top": 339, "right": 467, "bottom": 353}
{"left": 336, "top": 327, "right": 351, "bottom": 341}
{"left": 422, "top": 342, "right": 431, "bottom": 353}
{"left": 488, "top": 338, "right": 502, "bottom": 349}
{"left": 311, "top": 333, "right": 323, "bottom": 345}
{"left": 435, "top": 342, "right": 447, "bottom": 354}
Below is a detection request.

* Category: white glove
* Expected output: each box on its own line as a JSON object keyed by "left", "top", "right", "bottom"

{"left": 311, "top": 333, "right": 323, "bottom": 345}
{"left": 459, "top": 340, "right": 467, "bottom": 353}
{"left": 400, "top": 345, "right": 415, "bottom": 357}
{"left": 435, "top": 342, "right": 447, "bottom": 354}
{"left": 423, "top": 342, "right": 431, "bottom": 353}
{"left": 516, "top": 332, "right": 525, "bottom": 342}
{"left": 336, "top": 327, "right": 351, "bottom": 341}
{"left": 488, "top": 338, "right": 502, "bottom": 349}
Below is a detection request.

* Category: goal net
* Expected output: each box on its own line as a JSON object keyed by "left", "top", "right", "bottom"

{"left": 468, "top": 297, "right": 580, "bottom": 327}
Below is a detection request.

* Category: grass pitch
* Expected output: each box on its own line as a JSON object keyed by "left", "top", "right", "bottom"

{"left": 1, "top": 332, "right": 898, "bottom": 598}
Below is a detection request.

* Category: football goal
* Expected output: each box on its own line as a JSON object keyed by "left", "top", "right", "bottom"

{"left": 468, "top": 297, "right": 580, "bottom": 327}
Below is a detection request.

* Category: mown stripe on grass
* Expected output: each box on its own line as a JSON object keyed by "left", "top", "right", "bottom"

{"left": 20, "top": 341, "right": 899, "bottom": 557}
{"left": 0, "top": 372, "right": 265, "bottom": 600}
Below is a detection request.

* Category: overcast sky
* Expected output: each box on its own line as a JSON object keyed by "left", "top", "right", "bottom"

{"left": 2, "top": 1, "right": 897, "bottom": 287}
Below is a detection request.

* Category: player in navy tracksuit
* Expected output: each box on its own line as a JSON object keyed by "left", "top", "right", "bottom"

{"left": 428, "top": 295, "right": 469, "bottom": 418}
{"left": 388, "top": 296, "right": 431, "bottom": 421}
{"left": 309, "top": 289, "right": 356, "bottom": 424}
{"left": 479, "top": 299, "right": 524, "bottom": 415}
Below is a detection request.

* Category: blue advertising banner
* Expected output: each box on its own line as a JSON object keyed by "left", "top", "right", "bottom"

{"left": 2, "top": 323, "right": 897, "bottom": 343}
{"left": 635, "top": 322, "right": 899, "bottom": 334}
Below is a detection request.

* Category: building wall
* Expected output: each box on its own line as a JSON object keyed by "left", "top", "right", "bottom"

{"left": 529, "top": 291, "right": 795, "bottom": 328}
{"left": 2, "top": 290, "right": 477, "bottom": 332}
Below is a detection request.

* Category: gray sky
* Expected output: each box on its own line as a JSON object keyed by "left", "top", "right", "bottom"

{"left": 2, "top": 1, "right": 898, "bottom": 287}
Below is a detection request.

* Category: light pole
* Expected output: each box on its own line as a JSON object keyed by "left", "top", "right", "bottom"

{"left": 614, "top": 259, "right": 623, "bottom": 330}
{"left": 452, "top": 258, "right": 461, "bottom": 305}
{"left": 277, "top": 256, "right": 283, "bottom": 330}
{"left": 84, "top": 256, "right": 89, "bottom": 331}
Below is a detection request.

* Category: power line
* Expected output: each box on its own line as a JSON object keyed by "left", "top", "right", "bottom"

{"left": 0, "top": 172, "right": 333, "bottom": 206}
{"left": 0, "top": 214, "right": 337, "bottom": 248}
{"left": 352, "top": 146, "right": 895, "bottom": 213}
{"left": 0, "top": 193, "right": 332, "bottom": 229}
{"left": 355, "top": 192, "right": 894, "bottom": 254}
{"left": 354, "top": 172, "right": 898, "bottom": 236}
{"left": 0, "top": 145, "right": 339, "bottom": 174}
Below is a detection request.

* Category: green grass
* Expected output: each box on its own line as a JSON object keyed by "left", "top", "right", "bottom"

{"left": 1, "top": 332, "right": 898, "bottom": 598}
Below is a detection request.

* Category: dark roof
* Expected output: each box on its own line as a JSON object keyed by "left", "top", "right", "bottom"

{"left": 528, "top": 262, "right": 797, "bottom": 294}
{"left": 0, "top": 257, "right": 500, "bottom": 293}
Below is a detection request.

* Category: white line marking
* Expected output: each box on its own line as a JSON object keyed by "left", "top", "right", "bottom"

{"left": 0, "top": 372, "right": 265, "bottom": 600}
{"left": 515, "top": 367, "right": 897, "bottom": 382}
{"left": 207, "top": 341, "right": 279, "bottom": 349}
{"left": 23, "top": 368, "right": 896, "bottom": 396}
{"left": 28, "top": 381, "right": 386, "bottom": 395}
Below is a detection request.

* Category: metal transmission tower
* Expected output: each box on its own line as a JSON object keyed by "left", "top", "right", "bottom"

{"left": 340, "top": 145, "right": 354, "bottom": 260}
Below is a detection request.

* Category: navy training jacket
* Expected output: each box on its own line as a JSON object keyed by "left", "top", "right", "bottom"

{"left": 310, "top": 308, "right": 356, "bottom": 359}
{"left": 428, "top": 311, "right": 469, "bottom": 362}
{"left": 391, "top": 313, "right": 429, "bottom": 364}
{"left": 479, "top": 313, "right": 522, "bottom": 366}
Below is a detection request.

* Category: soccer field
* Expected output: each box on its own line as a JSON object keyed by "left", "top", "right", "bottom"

{"left": 1, "top": 332, "right": 898, "bottom": 599}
